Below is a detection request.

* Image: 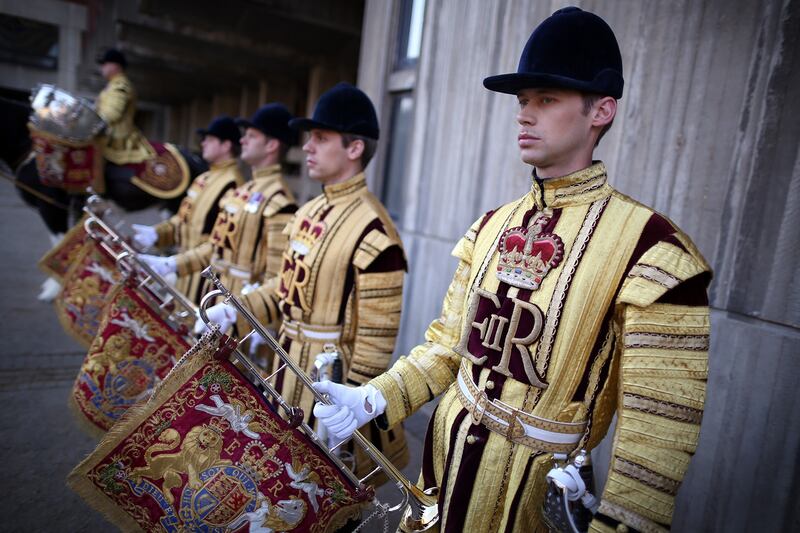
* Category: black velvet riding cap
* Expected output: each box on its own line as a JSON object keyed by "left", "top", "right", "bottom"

{"left": 289, "top": 82, "right": 379, "bottom": 140}
{"left": 483, "top": 6, "right": 623, "bottom": 98}
{"left": 196, "top": 116, "right": 241, "bottom": 145}
{"left": 236, "top": 103, "right": 297, "bottom": 145}
{"left": 97, "top": 48, "right": 127, "bottom": 68}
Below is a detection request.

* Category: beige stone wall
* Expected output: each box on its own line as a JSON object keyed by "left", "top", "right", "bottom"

{"left": 358, "top": 1, "right": 800, "bottom": 530}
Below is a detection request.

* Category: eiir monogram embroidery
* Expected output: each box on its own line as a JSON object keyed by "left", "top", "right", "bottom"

{"left": 454, "top": 288, "right": 548, "bottom": 388}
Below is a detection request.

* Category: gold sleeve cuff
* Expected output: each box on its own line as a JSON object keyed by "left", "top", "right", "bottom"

{"left": 154, "top": 218, "right": 177, "bottom": 248}
{"left": 241, "top": 277, "right": 280, "bottom": 328}
{"left": 174, "top": 241, "right": 213, "bottom": 277}
{"left": 370, "top": 356, "right": 431, "bottom": 427}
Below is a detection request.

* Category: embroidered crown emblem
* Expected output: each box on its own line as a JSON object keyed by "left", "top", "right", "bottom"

{"left": 290, "top": 218, "right": 326, "bottom": 256}
{"left": 496, "top": 212, "right": 564, "bottom": 290}
{"left": 236, "top": 441, "right": 283, "bottom": 482}
{"left": 205, "top": 416, "right": 230, "bottom": 436}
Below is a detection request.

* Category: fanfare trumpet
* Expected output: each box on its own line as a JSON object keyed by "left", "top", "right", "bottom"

{"left": 199, "top": 266, "right": 440, "bottom": 532}
{"left": 81, "top": 195, "right": 196, "bottom": 333}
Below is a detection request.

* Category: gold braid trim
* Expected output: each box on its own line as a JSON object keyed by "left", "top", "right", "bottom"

{"left": 613, "top": 457, "right": 680, "bottom": 496}
{"left": 627, "top": 264, "right": 681, "bottom": 289}
{"left": 597, "top": 500, "right": 669, "bottom": 533}
{"left": 623, "top": 393, "right": 703, "bottom": 424}
{"left": 624, "top": 332, "right": 709, "bottom": 351}
{"left": 535, "top": 197, "right": 609, "bottom": 378}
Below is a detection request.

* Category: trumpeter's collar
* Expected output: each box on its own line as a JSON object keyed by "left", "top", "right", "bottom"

{"left": 251, "top": 164, "right": 281, "bottom": 181}
{"left": 323, "top": 172, "right": 367, "bottom": 201}
{"left": 530, "top": 161, "right": 612, "bottom": 209}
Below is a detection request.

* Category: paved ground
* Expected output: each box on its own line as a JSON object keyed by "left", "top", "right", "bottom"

{"left": 0, "top": 176, "right": 430, "bottom": 532}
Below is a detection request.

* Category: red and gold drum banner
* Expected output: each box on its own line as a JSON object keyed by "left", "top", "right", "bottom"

{"left": 55, "top": 240, "right": 123, "bottom": 347}
{"left": 29, "top": 126, "right": 104, "bottom": 194}
{"left": 72, "top": 284, "right": 190, "bottom": 434}
{"left": 39, "top": 216, "right": 89, "bottom": 280}
{"left": 68, "top": 334, "right": 369, "bottom": 532}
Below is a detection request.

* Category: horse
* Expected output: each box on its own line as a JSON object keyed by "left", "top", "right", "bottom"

{"left": 1, "top": 94, "right": 207, "bottom": 235}
{"left": 0, "top": 92, "right": 207, "bottom": 299}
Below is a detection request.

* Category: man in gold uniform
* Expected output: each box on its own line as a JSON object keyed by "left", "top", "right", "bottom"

{"left": 134, "top": 116, "right": 244, "bottom": 303}
{"left": 203, "top": 84, "right": 409, "bottom": 475}
{"left": 95, "top": 49, "right": 154, "bottom": 165}
{"left": 314, "top": 8, "right": 711, "bottom": 532}
{"left": 172, "top": 104, "right": 298, "bottom": 336}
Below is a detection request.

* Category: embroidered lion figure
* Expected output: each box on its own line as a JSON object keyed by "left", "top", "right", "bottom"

{"left": 131, "top": 426, "right": 231, "bottom": 504}
{"left": 83, "top": 331, "right": 132, "bottom": 375}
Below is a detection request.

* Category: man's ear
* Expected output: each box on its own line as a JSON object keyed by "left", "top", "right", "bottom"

{"left": 266, "top": 137, "right": 281, "bottom": 155}
{"left": 592, "top": 96, "right": 617, "bottom": 128}
{"left": 345, "top": 139, "right": 365, "bottom": 162}
{"left": 221, "top": 139, "right": 233, "bottom": 155}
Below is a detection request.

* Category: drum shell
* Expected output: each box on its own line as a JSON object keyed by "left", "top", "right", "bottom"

{"left": 29, "top": 84, "right": 105, "bottom": 143}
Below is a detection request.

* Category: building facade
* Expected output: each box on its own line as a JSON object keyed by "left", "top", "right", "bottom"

{"left": 358, "top": 0, "right": 800, "bottom": 531}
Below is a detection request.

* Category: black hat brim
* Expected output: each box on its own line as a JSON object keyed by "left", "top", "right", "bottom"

{"left": 288, "top": 117, "right": 335, "bottom": 132}
{"left": 235, "top": 118, "right": 255, "bottom": 130}
{"left": 483, "top": 72, "right": 622, "bottom": 99}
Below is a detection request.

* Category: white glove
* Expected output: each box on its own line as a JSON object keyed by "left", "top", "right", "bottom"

{"left": 139, "top": 254, "right": 177, "bottom": 276}
{"left": 546, "top": 463, "right": 598, "bottom": 511}
{"left": 163, "top": 272, "right": 178, "bottom": 287}
{"left": 249, "top": 332, "right": 267, "bottom": 354}
{"left": 312, "top": 381, "right": 386, "bottom": 441}
{"left": 131, "top": 224, "right": 158, "bottom": 250}
{"left": 194, "top": 302, "right": 237, "bottom": 334}
{"left": 313, "top": 351, "right": 339, "bottom": 380}
{"left": 241, "top": 282, "right": 260, "bottom": 295}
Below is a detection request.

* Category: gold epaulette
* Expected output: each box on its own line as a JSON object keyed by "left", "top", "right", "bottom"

{"left": 618, "top": 231, "right": 710, "bottom": 307}
{"left": 451, "top": 213, "right": 485, "bottom": 263}
{"left": 262, "top": 187, "right": 295, "bottom": 218}
{"left": 352, "top": 228, "right": 403, "bottom": 270}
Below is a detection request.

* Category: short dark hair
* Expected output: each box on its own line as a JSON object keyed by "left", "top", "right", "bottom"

{"left": 340, "top": 133, "right": 377, "bottom": 169}
{"left": 222, "top": 138, "right": 241, "bottom": 158}
{"left": 582, "top": 92, "right": 614, "bottom": 146}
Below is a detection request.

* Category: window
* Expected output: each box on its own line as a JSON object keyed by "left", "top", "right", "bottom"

{"left": 0, "top": 14, "right": 59, "bottom": 70}
{"left": 394, "top": 0, "right": 426, "bottom": 70}
{"left": 382, "top": 94, "right": 414, "bottom": 220}
{"left": 380, "top": 0, "right": 426, "bottom": 224}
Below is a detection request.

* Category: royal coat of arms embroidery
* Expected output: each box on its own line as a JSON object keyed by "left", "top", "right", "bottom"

{"left": 55, "top": 239, "right": 123, "bottom": 347}
{"left": 68, "top": 334, "right": 369, "bottom": 532}
{"left": 71, "top": 284, "right": 190, "bottom": 434}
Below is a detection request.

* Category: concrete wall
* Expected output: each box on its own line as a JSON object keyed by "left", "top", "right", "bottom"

{"left": 358, "top": 0, "right": 800, "bottom": 530}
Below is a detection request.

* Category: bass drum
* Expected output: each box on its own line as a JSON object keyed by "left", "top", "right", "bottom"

{"left": 29, "top": 84, "right": 106, "bottom": 143}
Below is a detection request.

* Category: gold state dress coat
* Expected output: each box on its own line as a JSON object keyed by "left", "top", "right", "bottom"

{"left": 370, "top": 163, "right": 711, "bottom": 532}
{"left": 244, "top": 172, "right": 410, "bottom": 477}
{"left": 154, "top": 159, "right": 243, "bottom": 303}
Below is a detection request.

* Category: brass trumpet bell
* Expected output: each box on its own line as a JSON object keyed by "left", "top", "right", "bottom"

{"left": 400, "top": 486, "right": 440, "bottom": 532}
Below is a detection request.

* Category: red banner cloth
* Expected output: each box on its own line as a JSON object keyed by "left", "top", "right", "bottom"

{"left": 55, "top": 239, "right": 123, "bottom": 347}
{"left": 39, "top": 217, "right": 89, "bottom": 280}
{"left": 72, "top": 284, "right": 191, "bottom": 434}
{"left": 68, "top": 334, "right": 370, "bottom": 532}
{"left": 30, "top": 128, "right": 104, "bottom": 193}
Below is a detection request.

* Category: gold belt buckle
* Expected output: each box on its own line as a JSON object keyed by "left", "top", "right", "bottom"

{"left": 471, "top": 390, "right": 488, "bottom": 426}
{"left": 505, "top": 408, "right": 523, "bottom": 440}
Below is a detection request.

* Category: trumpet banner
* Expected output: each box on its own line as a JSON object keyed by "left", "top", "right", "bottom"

{"left": 68, "top": 334, "right": 370, "bottom": 533}
{"left": 38, "top": 216, "right": 89, "bottom": 280}
{"left": 72, "top": 284, "right": 191, "bottom": 434}
{"left": 55, "top": 239, "right": 123, "bottom": 347}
